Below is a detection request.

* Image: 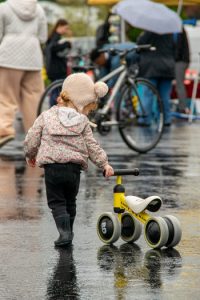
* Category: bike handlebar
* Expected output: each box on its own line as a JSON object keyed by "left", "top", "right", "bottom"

{"left": 72, "top": 65, "right": 95, "bottom": 72}
{"left": 103, "top": 168, "right": 139, "bottom": 177}
{"left": 66, "top": 52, "right": 91, "bottom": 62}
{"left": 98, "top": 44, "right": 156, "bottom": 57}
{"left": 113, "top": 169, "right": 139, "bottom": 176}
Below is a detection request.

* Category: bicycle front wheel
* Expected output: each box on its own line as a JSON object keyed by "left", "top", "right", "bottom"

{"left": 117, "top": 78, "right": 164, "bottom": 153}
{"left": 37, "top": 79, "right": 63, "bottom": 116}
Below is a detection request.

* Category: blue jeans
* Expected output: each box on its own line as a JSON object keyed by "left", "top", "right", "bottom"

{"left": 148, "top": 78, "right": 173, "bottom": 125}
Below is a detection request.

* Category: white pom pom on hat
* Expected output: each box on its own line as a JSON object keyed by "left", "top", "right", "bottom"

{"left": 61, "top": 73, "right": 109, "bottom": 112}
{"left": 94, "top": 81, "right": 109, "bottom": 98}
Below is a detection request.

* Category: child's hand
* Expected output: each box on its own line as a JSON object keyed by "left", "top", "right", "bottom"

{"left": 26, "top": 157, "right": 36, "bottom": 168}
{"left": 103, "top": 164, "right": 114, "bottom": 178}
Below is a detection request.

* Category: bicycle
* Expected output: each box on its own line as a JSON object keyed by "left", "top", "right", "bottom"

{"left": 38, "top": 45, "right": 164, "bottom": 153}
{"left": 96, "top": 169, "right": 182, "bottom": 249}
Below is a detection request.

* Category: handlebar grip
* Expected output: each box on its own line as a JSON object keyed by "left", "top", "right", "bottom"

{"left": 98, "top": 48, "right": 118, "bottom": 56}
{"left": 103, "top": 168, "right": 139, "bottom": 177}
{"left": 136, "top": 44, "right": 156, "bottom": 52}
{"left": 98, "top": 48, "right": 108, "bottom": 53}
{"left": 136, "top": 44, "right": 152, "bottom": 50}
{"left": 113, "top": 169, "right": 139, "bottom": 176}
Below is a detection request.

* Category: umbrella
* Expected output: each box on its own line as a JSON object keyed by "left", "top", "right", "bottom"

{"left": 112, "top": 0, "right": 182, "bottom": 34}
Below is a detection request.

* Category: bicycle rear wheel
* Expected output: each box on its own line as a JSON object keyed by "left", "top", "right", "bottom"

{"left": 117, "top": 78, "right": 164, "bottom": 153}
{"left": 37, "top": 79, "right": 63, "bottom": 116}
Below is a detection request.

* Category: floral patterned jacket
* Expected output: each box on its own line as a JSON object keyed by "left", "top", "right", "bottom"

{"left": 24, "top": 106, "right": 108, "bottom": 170}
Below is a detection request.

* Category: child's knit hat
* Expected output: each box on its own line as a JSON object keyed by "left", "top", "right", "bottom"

{"left": 61, "top": 73, "right": 108, "bottom": 112}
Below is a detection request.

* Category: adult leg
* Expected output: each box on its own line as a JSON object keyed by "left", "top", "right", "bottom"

{"left": 20, "top": 71, "right": 44, "bottom": 133}
{"left": 175, "top": 61, "right": 189, "bottom": 111}
{"left": 138, "top": 78, "right": 158, "bottom": 125}
{"left": 157, "top": 79, "right": 173, "bottom": 125}
{"left": 142, "top": 84, "right": 154, "bottom": 125}
{"left": 0, "top": 68, "right": 22, "bottom": 141}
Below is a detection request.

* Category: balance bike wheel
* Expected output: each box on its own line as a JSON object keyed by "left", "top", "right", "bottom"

{"left": 97, "top": 212, "right": 121, "bottom": 244}
{"left": 144, "top": 217, "right": 169, "bottom": 249}
{"left": 163, "top": 215, "right": 182, "bottom": 248}
{"left": 121, "top": 212, "right": 142, "bottom": 243}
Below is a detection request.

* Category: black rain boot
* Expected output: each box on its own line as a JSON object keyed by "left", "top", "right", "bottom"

{"left": 70, "top": 216, "right": 75, "bottom": 241}
{"left": 53, "top": 214, "right": 73, "bottom": 247}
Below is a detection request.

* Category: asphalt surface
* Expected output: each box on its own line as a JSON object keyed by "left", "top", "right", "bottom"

{"left": 0, "top": 117, "right": 200, "bottom": 300}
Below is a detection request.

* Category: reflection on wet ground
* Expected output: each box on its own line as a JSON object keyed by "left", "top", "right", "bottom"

{"left": 0, "top": 122, "right": 200, "bottom": 299}
{"left": 97, "top": 244, "right": 182, "bottom": 297}
{"left": 47, "top": 246, "right": 80, "bottom": 299}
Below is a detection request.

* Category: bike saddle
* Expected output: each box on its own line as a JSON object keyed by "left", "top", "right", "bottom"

{"left": 72, "top": 65, "right": 95, "bottom": 72}
{"left": 125, "top": 195, "right": 162, "bottom": 214}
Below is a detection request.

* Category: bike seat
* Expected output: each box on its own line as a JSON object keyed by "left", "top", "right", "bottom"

{"left": 125, "top": 195, "right": 162, "bottom": 213}
{"left": 72, "top": 65, "right": 95, "bottom": 72}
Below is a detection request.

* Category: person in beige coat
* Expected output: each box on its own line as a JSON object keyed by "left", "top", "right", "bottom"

{"left": 0, "top": 0, "right": 48, "bottom": 147}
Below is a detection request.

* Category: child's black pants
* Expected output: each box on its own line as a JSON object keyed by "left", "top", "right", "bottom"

{"left": 44, "top": 163, "right": 81, "bottom": 218}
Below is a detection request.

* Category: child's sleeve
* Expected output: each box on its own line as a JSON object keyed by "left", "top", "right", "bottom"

{"left": 24, "top": 114, "right": 44, "bottom": 159}
{"left": 83, "top": 123, "right": 108, "bottom": 169}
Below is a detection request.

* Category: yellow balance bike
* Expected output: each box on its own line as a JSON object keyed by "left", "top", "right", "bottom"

{"left": 97, "top": 169, "right": 182, "bottom": 249}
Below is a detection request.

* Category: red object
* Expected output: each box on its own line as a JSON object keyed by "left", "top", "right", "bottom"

{"left": 171, "top": 69, "right": 200, "bottom": 99}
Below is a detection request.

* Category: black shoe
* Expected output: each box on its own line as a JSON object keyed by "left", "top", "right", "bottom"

{"left": 53, "top": 214, "right": 73, "bottom": 247}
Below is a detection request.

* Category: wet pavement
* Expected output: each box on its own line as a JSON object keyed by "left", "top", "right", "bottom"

{"left": 0, "top": 118, "right": 200, "bottom": 300}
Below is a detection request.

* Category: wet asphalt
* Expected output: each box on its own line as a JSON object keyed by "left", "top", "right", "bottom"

{"left": 0, "top": 118, "right": 200, "bottom": 300}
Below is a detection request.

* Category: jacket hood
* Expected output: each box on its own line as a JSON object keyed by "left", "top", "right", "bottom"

{"left": 7, "top": 0, "right": 37, "bottom": 21}
{"left": 43, "top": 106, "right": 88, "bottom": 136}
{"left": 58, "top": 107, "right": 86, "bottom": 129}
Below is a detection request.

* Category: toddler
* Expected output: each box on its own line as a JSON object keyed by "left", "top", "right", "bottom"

{"left": 24, "top": 73, "right": 114, "bottom": 247}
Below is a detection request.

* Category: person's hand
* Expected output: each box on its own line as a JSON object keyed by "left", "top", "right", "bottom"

{"left": 26, "top": 157, "right": 36, "bottom": 168}
{"left": 103, "top": 164, "right": 114, "bottom": 178}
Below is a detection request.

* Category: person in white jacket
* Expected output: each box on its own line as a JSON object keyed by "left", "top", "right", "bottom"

{"left": 0, "top": 0, "right": 48, "bottom": 147}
